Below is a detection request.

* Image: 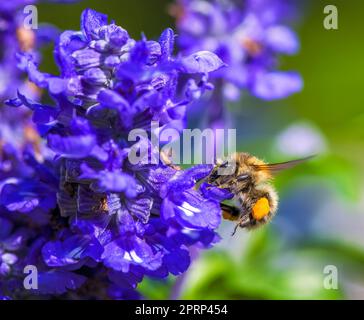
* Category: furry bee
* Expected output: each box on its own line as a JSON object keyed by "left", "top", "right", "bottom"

{"left": 207, "top": 153, "right": 313, "bottom": 234}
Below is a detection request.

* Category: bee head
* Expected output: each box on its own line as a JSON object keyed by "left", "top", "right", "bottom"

{"left": 208, "top": 160, "right": 236, "bottom": 185}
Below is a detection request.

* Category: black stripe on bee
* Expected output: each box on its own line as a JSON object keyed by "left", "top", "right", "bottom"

{"left": 220, "top": 203, "right": 241, "bottom": 221}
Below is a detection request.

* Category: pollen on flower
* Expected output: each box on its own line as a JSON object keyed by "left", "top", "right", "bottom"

{"left": 168, "top": 3, "right": 185, "bottom": 22}
{"left": 242, "top": 37, "right": 262, "bottom": 56}
{"left": 16, "top": 27, "right": 36, "bottom": 52}
{"left": 252, "top": 197, "right": 270, "bottom": 220}
{"left": 24, "top": 125, "right": 43, "bottom": 161}
{"left": 25, "top": 80, "right": 42, "bottom": 97}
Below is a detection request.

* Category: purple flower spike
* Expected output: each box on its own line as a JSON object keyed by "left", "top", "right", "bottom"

{"left": 3, "top": 8, "right": 227, "bottom": 299}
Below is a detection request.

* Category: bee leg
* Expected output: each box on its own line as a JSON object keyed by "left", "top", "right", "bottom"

{"left": 231, "top": 215, "right": 251, "bottom": 235}
{"left": 239, "top": 219, "right": 251, "bottom": 229}
{"left": 231, "top": 223, "right": 240, "bottom": 236}
{"left": 231, "top": 215, "right": 250, "bottom": 235}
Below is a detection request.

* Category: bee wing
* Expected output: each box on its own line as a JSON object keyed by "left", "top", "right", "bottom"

{"left": 254, "top": 155, "right": 315, "bottom": 174}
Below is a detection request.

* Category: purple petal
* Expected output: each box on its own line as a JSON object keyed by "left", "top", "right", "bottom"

{"left": 162, "top": 190, "right": 221, "bottom": 229}
{"left": 47, "top": 134, "right": 97, "bottom": 158}
{"left": 2, "top": 229, "right": 29, "bottom": 251}
{"left": 35, "top": 24, "right": 61, "bottom": 45}
{"left": 181, "top": 51, "right": 226, "bottom": 74}
{"left": 265, "top": 26, "right": 299, "bottom": 55}
{"left": 0, "top": 183, "right": 40, "bottom": 213}
{"left": 37, "top": 270, "right": 86, "bottom": 295}
{"left": 125, "top": 197, "right": 153, "bottom": 223}
{"left": 102, "top": 237, "right": 162, "bottom": 272}
{"left": 42, "top": 235, "right": 103, "bottom": 267}
{"left": 48, "top": 77, "right": 67, "bottom": 95}
{"left": 252, "top": 71, "right": 303, "bottom": 100}
{"left": 0, "top": 218, "right": 12, "bottom": 240}
{"left": 81, "top": 9, "right": 108, "bottom": 40}
{"left": 162, "top": 248, "right": 190, "bottom": 276}
{"left": 161, "top": 164, "right": 213, "bottom": 196}
{"left": 146, "top": 41, "right": 162, "bottom": 64}
{"left": 83, "top": 68, "right": 110, "bottom": 85}
{"left": 15, "top": 91, "right": 58, "bottom": 124}
{"left": 91, "top": 171, "right": 137, "bottom": 197}
{"left": 159, "top": 28, "right": 175, "bottom": 60}
{"left": 108, "top": 267, "right": 144, "bottom": 289}
{"left": 71, "top": 48, "right": 102, "bottom": 69}
{"left": 16, "top": 53, "right": 51, "bottom": 88}
{"left": 98, "top": 89, "right": 130, "bottom": 110}
{"left": 1, "top": 253, "right": 17, "bottom": 265}
{"left": 99, "top": 24, "right": 129, "bottom": 48}
{"left": 200, "top": 182, "right": 234, "bottom": 201}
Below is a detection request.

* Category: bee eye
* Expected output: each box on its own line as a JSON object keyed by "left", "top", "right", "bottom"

{"left": 237, "top": 174, "right": 249, "bottom": 182}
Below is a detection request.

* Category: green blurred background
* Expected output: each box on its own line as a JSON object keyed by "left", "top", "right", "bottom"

{"left": 37, "top": 0, "right": 364, "bottom": 299}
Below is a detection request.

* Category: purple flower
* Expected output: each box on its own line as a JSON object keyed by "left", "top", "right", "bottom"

{"left": 171, "top": 0, "right": 303, "bottom": 134}
{"left": 0, "top": 0, "right": 82, "bottom": 151}
{"left": 5, "top": 8, "right": 226, "bottom": 298}
{"left": 174, "top": 0, "right": 303, "bottom": 101}
{"left": 0, "top": 217, "right": 24, "bottom": 276}
{"left": 0, "top": 0, "right": 80, "bottom": 101}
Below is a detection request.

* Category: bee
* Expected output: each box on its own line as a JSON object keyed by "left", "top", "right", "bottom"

{"left": 207, "top": 153, "right": 314, "bottom": 234}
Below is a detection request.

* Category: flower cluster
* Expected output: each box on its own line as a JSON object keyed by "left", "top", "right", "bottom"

{"left": 0, "top": 0, "right": 81, "bottom": 299}
{"left": 2, "top": 8, "right": 229, "bottom": 298}
{"left": 171, "top": 0, "right": 303, "bottom": 131}
{"left": 0, "top": 0, "right": 76, "bottom": 101}
{"left": 173, "top": 0, "right": 303, "bottom": 102}
{"left": 0, "top": 0, "right": 79, "bottom": 186}
{"left": 1, "top": 0, "right": 303, "bottom": 299}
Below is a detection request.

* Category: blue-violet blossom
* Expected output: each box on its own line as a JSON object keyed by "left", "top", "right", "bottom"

{"left": 4, "top": 8, "right": 228, "bottom": 298}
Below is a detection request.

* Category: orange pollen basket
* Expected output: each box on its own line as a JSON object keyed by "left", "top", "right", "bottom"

{"left": 252, "top": 197, "right": 270, "bottom": 220}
